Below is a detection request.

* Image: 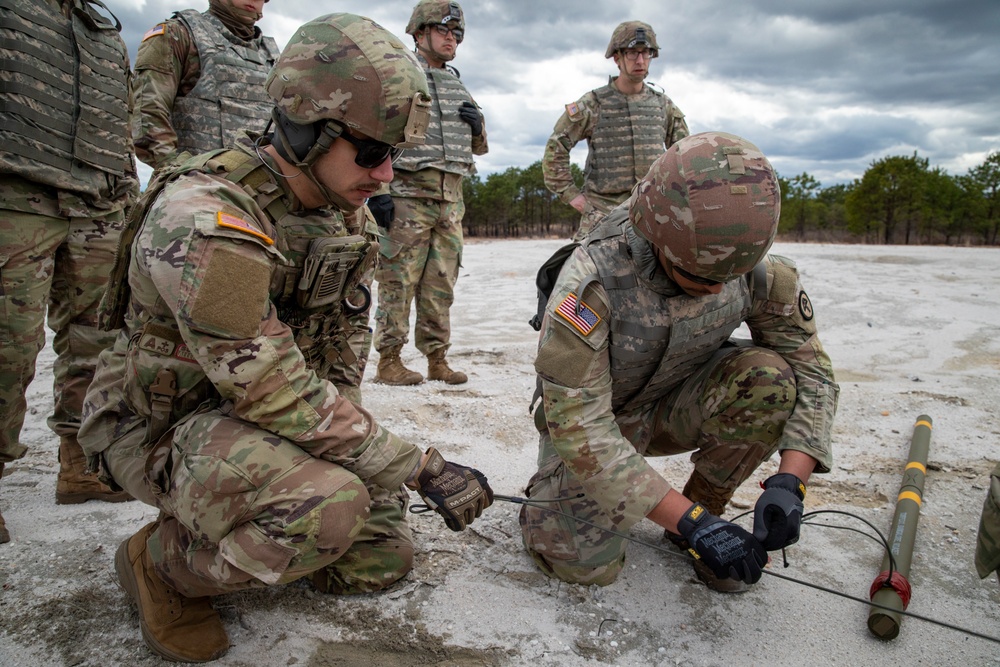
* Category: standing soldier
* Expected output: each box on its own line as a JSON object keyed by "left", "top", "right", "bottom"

{"left": 370, "top": 0, "right": 487, "bottom": 386}
{"left": 0, "top": 0, "right": 137, "bottom": 543}
{"left": 78, "top": 14, "right": 492, "bottom": 662}
{"left": 131, "top": 0, "right": 279, "bottom": 172}
{"left": 521, "top": 133, "right": 839, "bottom": 592}
{"left": 543, "top": 21, "right": 688, "bottom": 241}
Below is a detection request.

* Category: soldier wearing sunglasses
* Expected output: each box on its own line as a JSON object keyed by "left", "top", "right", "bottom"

{"left": 78, "top": 14, "right": 493, "bottom": 662}
{"left": 369, "top": 0, "right": 488, "bottom": 387}
{"left": 543, "top": 21, "right": 689, "bottom": 241}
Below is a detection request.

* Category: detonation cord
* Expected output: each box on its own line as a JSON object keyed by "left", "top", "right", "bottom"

{"left": 482, "top": 494, "right": 1000, "bottom": 646}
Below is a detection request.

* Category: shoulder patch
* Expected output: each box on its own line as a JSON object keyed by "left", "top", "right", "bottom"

{"left": 555, "top": 292, "right": 601, "bottom": 336}
{"left": 216, "top": 211, "right": 273, "bottom": 245}
{"left": 768, "top": 259, "right": 800, "bottom": 305}
{"left": 565, "top": 102, "right": 583, "bottom": 120}
{"left": 142, "top": 24, "right": 166, "bottom": 41}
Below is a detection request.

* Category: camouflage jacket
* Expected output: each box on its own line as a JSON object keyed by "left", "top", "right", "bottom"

{"left": 533, "top": 220, "right": 838, "bottom": 521}
{"left": 386, "top": 53, "right": 487, "bottom": 202}
{"left": 130, "top": 10, "right": 278, "bottom": 170}
{"left": 542, "top": 78, "right": 687, "bottom": 209}
{"left": 79, "top": 137, "right": 420, "bottom": 491}
{"left": 0, "top": 0, "right": 137, "bottom": 216}
{"left": 976, "top": 461, "right": 1000, "bottom": 578}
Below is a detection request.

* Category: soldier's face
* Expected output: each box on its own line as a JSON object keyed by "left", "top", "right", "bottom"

{"left": 417, "top": 24, "right": 459, "bottom": 64}
{"left": 614, "top": 49, "right": 652, "bottom": 84}
{"left": 303, "top": 131, "right": 395, "bottom": 208}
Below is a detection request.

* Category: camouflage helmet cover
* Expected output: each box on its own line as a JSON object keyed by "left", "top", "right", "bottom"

{"left": 405, "top": 0, "right": 465, "bottom": 35}
{"left": 265, "top": 13, "right": 431, "bottom": 148}
{"left": 605, "top": 21, "right": 660, "bottom": 58}
{"left": 629, "top": 132, "right": 780, "bottom": 283}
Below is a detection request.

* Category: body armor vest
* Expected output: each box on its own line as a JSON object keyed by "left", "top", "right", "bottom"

{"left": 586, "top": 83, "right": 668, "bottom": 196}
{"left": 584, "top": 212, "right": 751, "bottom": 412}
{"left": 0, "top": 0, "right": 131, "bottom": 199}
{"left": 102, "top": 142, "right": 373, "bottom": 433}
{"left": 392, "top": 58, "right": 475, "bottom": 177}
{"left": 171, "top": 9, "right": 279, "bottom": 155}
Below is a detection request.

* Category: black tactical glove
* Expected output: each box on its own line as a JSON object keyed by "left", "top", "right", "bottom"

{"left": 413, "top": 447, "right": 494, "bottom": 531}
{"left": 458, "top": 101, "right": 483, "bottom": 136}
{"left": 752, "top": 473, "right": 806, "bottom": 551}
{"left": 677, "top": 503, "right": 766, "bottom": 585}
{"left": 367, "top": 194, "right": 394, "bottom": 230}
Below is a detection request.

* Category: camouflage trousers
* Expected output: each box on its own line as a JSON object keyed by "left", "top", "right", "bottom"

{"left": 105, "top": 404, "right": 413, "bottom": 598}
{"left": 520, "top": 346, "right": 796, "bottom": 586}
{"left": 0, "top": 208, "right": 122, "bottom": 463}
{"left": 976, "top": 461, "right": 1000, "bottom": 581}
{"left": 373, "top": 196, "right": 463, "bottom": 356}
{"left": 572, "top": 191, "right": 627, "bottom": 242}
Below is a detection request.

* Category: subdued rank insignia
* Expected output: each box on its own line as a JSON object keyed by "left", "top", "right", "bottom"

{"left": 216, "top": 212, "right": 273, "bottom": 245}
{"left": 142, "top": 24, "right": 165, "bottom": 41}
{"left": 555, "top": 292, "right": 601, "bottom": 336}
{"left": 798, "top": 290, "right": 814, "bottom": 321}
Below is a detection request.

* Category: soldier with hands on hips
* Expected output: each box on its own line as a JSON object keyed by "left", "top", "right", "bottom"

{"left": 78, "top": 14, "right": 492, "bottom": 662}
{"left": 521, "top": 132, "right": 838, "bottom": 592}
{"left": 542, "top": 21, "right": 688, "bottom": 241}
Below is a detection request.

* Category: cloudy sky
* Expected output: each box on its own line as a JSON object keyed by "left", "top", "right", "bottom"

{"left": 104, "top": 0, "right": 999, "bottom": 188}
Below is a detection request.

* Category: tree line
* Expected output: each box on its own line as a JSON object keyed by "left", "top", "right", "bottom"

{"left": 462, "top": 151, "right": 1000, "bottom": 245}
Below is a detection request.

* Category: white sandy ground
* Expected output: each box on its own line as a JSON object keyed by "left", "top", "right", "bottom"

{"left": 2, "top": 239, "right": 1000, "bottom": 667}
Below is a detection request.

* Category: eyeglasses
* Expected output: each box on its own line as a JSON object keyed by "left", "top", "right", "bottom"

{"left": 622, "top": 48, "right": 654, "bottom": 62}
{"left": 672, "top": 265, "right": 721, "bottom": 287}
{"left": 429, "top": 23, "right": 464, "bottom": 42}
{"left": 338, "top": 131, "right": 402, "bottom": 169}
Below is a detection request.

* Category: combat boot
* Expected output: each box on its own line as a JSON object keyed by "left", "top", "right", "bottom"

{"left": 0, "top": 463, "right": 9, "bottom": 544}
{"left": 56, "top": 435, "right": 131, "bottom": 504}
{"left": 115, "top": 522, "right": 229, "bottom": 662}
{"left": 374, "top": 346, "right": 423, "bottom": 386}
{"left": 426, "top": 348, "right": 467, "bottom": 385}
{"left": 667, "top": 470, "right": 747, "bottom": 593}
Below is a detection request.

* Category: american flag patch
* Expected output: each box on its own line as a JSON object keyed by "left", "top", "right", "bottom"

{"left": 216, "top": 211, "right": 273, "bottom": 245}
{"left": 142, "top": 24, "right": 165, "bottom": 42}
{"left": 555, "top": 292, "right": 601, "bottom": 336}
{"left": 566, "top": 102, "right": 581, "bottom": 118}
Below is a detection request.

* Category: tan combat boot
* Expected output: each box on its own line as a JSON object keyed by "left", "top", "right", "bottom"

{"left": 374, "top": 346, "right": 423, "bottom": 385}
{"left": 427, "top": 348, "right": 467, "bottom": 384}
{"left": 115, "top": 522, "right": 230, "bottom": 662}
{"left": 56, "top": 435, "right": 131, "bottom": 504}
{"left": 668, "top": 470, "right": 747, "bottom": 593}
{"left": 0, "top": 463, "right": 9, "bottom": 544}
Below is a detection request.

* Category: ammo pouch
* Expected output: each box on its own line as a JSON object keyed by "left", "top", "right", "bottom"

{"left": 297, "top": 235, "right": 377, "bottom": 309}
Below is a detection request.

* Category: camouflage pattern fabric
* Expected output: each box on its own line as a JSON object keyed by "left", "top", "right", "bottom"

{"left": 0, "top": 207, "right": 123, "bottom": 462}
{"left": 542, "top": 81, "right": 687, "bottom": 240}
{"left": 519, "top": 231, "right": 837, "bottom": 585}
{"left": 79, "top": 137, "right": 423, "bottom": 594}
{"left": 372, "top": 44, "right": 485, "bottom": 357}
{"left": 131, "top": 9, "right": 278, "bottom": 170}
{"left": 976, "top": 461, "right": 1000, "bottom": 581}
{"left": 374, "top": 196, "right": 464, "bottom": 355}
{"left": 604, "top": 20, "right": 660, "bottom": 58}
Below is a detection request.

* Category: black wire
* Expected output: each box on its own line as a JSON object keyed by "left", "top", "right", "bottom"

{"left": 486, "top": 494, "right": 1000, "bottom": 645}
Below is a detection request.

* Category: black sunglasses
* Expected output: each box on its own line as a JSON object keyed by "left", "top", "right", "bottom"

{"left": 338, "top": 131, "right": 403, "bottom": 169}
{"left": 672, "top": 265, "right": 721, "bottom": 286}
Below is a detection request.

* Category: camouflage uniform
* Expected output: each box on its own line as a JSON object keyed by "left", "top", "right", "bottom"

{"left": 976, "top": 461, "right": 1000, "bottom": 585}
{"left": 131, "top": 5, "right": 279, "bottom": 170}
{"left": 79, "top": 135, "right": 422, "bottom": 596}
{"left": 542, "top": 23, "right": 688, "bottom": 241}
{"left": 519, "top": 212, "right": 839, "bottom": 586}
{"left": 0, "top": 0, "right": 137, "bottom": 529}
{"left": 373, "top": 48, "right": 487, "bottom": 363}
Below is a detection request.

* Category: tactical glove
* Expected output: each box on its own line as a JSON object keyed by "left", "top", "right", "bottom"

{"left": 752, "top": 473, "right": 806, "bottom": 551}
{"left": 677, "top": 503, "right": 766, "bottom": 585}
{"left": 367, "top": 194, "right": 394, "bottom": 230}
{"left": 414, "top": 447, "right": 493, "bottom": 531}
{"left": 458, "top": 101, "right": 483, "bottom": 137}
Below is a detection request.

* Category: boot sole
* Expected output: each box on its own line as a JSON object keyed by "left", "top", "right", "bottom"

{"left": 114, "top": 538, "right": 223, "bottom": 663}
{"left": 56, "top": 490, "right": 132, "bottom": 505}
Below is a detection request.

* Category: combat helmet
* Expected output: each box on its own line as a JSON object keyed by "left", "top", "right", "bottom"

{"left": 629, "top": 132, "right": 780, "bottom": 283}
{"left": 605, "top": 21, "right": 659, "bottom": 58}
{"left": 405, "top": 0, "right": 465, "bottom": 41}
{"left": 264, "top": 13, "right": 431, "bottom": 209}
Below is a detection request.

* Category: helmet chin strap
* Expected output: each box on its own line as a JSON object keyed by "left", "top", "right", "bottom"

{"left": 271, "top": 116, "right": 361, "bottom": 213}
